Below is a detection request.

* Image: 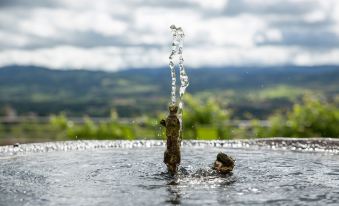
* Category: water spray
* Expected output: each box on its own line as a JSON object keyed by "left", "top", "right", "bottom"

{"left": 160, "top": 25, "right": 189, "bottom": 175}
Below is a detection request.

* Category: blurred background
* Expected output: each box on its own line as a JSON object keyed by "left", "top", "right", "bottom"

{"left": 0, "top": 0, "right": 338, "bottom": 145}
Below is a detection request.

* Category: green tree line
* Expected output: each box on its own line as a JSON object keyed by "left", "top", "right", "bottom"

{"left": 0, "top": 94, "right": 338, "bottom": 144}
{"left": 49, "top": 94, "right": 339, "bottom": 140}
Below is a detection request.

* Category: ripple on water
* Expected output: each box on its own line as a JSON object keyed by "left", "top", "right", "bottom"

{"left": 0, "top": 140, "right": 338, "bottom": 205}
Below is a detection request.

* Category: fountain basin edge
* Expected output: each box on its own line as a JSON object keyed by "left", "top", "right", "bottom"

{"left": 1, "top": 138, "right": 338, "bottom": 157}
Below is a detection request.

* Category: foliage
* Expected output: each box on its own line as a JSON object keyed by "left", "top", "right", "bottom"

{"left": 182, "top": 94, "right": 231, "bottom": 139}
{"left": 0, "top": 121, "right": 62, "bottom": 145}
{"left": 1, "top": 94, "right": 339, "bottom": 145}
{"left": 54, "top": 115, "right": 136, "bottom": 140}
{"left": 50, "top": 113, "right": 69, "bottom": 129}
{"left": 253, "top": 95, "right": 339, "bottom": 137}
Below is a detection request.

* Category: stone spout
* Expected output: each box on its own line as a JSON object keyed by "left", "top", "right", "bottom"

{"left": 160, "top": 105, "right": 181, "bottom": 175}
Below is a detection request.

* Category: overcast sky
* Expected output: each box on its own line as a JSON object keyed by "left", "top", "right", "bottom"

{"left": 0, "top": 0, "right": 339, "bottom": 70}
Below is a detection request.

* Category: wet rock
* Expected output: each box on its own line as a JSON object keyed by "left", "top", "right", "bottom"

{"left": 213, "top": 152, "right": 235, "bottom": 174}
{"left": 160, "top": 105, "right": 181, "bottom": 176}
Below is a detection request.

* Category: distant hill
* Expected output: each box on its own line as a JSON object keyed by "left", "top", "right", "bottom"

{"left": 0, "top": 65, "right": 338, "bottom": 118}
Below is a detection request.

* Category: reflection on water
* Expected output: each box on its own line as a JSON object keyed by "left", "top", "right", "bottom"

{"left": 166, "top": 183, "right": 181, "bottom": 205}
{"left": 0, "top": 142, "right": 339, "bottom": 205}
{"left": 164, "top": 167, "right": 236, "bottom": 205}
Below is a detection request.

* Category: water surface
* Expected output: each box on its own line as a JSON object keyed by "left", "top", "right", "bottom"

{"left": 0, "top": 141, "right": 339, "bottom": 205}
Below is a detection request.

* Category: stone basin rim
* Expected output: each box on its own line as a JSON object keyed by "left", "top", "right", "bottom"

{"left": 0, "top": 138, "right": 338, "bottom": 157}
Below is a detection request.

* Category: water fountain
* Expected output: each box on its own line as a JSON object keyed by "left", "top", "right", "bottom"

{"left": 161, "top": 25, "right": 234, "bottom": 176}
{"left": 0, "top": 25, "right": 338, "bottom": 205}
{"left": 161, "top": 25, "right": 189, "bottom": 175}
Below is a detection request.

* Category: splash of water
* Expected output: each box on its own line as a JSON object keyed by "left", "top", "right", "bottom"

{"left": 169, "top": 25, "right": 189, "bottom": 134}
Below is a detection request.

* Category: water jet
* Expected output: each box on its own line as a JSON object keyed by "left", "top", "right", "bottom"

{"left": 160, "top": 25, "right": 189, "bottom": 175}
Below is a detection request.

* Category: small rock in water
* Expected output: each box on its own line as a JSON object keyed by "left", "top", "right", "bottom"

{"left": 13, "top": 143, "right": 20, "bottom": 148}
{"left": 213, "top": 152, "right": 235, "bottom": 174}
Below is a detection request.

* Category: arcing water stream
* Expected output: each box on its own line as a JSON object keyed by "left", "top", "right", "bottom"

{"left": 169, "top": 25, "right": 189, "bottom": 134}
